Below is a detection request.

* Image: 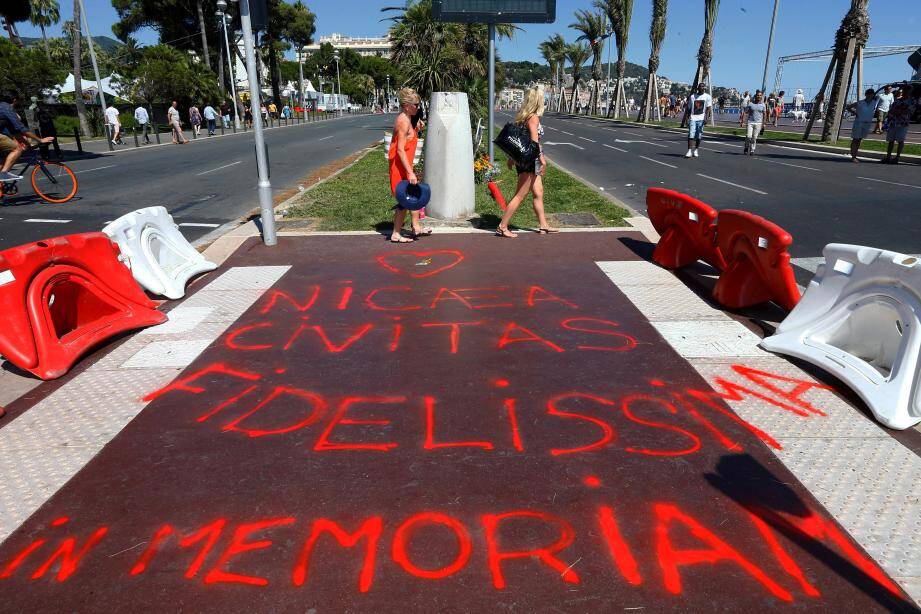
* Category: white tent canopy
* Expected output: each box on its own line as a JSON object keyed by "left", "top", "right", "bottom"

{"left": 55, "top": 73, "right": 125, "bottom": 99}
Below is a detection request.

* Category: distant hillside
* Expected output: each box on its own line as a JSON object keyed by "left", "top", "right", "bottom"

{"left": 503, "top": 59, "right": 651, "bottom": 86}
{"left": 21, "top": 35, "right": 123, "bottom": 54}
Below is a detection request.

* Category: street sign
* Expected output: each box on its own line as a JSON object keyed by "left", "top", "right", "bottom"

{"left": 433, "top": 0, "right": 556, "bottom": 24}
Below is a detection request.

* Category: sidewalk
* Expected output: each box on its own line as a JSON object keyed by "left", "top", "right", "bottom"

{"left": 0, "top": 219, "right": 917, "bottom": 611}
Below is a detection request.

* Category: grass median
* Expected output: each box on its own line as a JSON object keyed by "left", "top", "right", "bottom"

{"left": 284, "top": 145, "right": 630, "bottom": 232}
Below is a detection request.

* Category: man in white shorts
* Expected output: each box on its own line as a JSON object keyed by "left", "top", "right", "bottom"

{"left": 846, "top": 88, "right": 879, "bottom": 163}
{"left": 881, "top": 87, "right": 913, "bottom": 165}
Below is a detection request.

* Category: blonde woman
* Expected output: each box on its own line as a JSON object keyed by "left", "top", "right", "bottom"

{"left": 497, "top": 87, "right": 557, "bottom": 238}
{"left": 388, "top": 87, "right": 429, "bottom": 242}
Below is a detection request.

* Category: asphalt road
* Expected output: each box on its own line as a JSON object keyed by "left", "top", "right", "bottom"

{"left": 0, "top": 113, "right": 393, "bottom": 249}
{"left": 499, "top": 110, "right": 921, "bottom": 258}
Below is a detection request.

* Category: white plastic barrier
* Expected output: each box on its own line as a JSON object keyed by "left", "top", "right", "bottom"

{"left": 383, "top": 132, "right": 423, "bottom": 165}
{"left": 760, "top": 244, "right": 921, "bottom": 429}
{"left": 423, "top": 92, "right": 476, "bottom": 220}
{"left": 103, "top": 206, "right": 218, "bottom": 300}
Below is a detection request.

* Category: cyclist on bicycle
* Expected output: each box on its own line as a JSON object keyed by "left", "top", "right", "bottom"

{"left": 0, "top": 94, "right": 54, "bottom": 182}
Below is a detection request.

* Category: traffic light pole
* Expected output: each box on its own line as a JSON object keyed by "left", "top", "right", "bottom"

{"left": 488, "top": 23, "right": 496, "bottom": 164}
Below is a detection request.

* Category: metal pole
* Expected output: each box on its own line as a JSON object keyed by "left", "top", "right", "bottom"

{"left": 488, "top": 23, "right": 496, "bottom": 163}
{"left": 335, "top": 58, "right": 342, "bottom": 117}
{"left": 221, "top": 13, "right": 242, "bottom": 130}
{"left": 856, "top": 46, "right": 863, "bottom": 102}
{"left": 761, "top": 0, "right": 780, "bottom": 93}
{"left": 77, "top": 0, "right": 111, "bottom": 150}
{"left": 239, "top": 0, "right": 276, "bottom": 246}
{"left": 298, "top": 49, "right": 306, "bottom": 121}
{"left": 605, "top": 23, "right": 613, "bottom": 116}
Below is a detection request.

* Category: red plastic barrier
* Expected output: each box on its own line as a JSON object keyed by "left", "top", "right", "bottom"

{"left": 712, "top": 210, "right": 801, "bottom": 311}
{"left": 487, "top": 181, "right": 507, "bottom": 211}
{"left": 647, "top": 188, "right": 726, "bottom": 271}
{"left": 0, "top": 233, "right": 167, "bottom": 380}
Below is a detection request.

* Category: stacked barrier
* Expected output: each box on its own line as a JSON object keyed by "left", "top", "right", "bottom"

{"left": 0, "top": 234, "right": 166, "bottom": 379}
{"left": 647, "top": 188, "right": 726, "bottom": 271}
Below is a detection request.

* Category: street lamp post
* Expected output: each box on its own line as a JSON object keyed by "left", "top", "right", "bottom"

{"left": 299, "top": 45, "right": 308, "bottom": 121}
{"left": 216, "top": 1, "right": 241, "bottom": 130}
{"left": 386, "top": 74, "right": 390, "bottom": 112}
{"left": 76, "top": 0, "right": 112, "bottom": 150}
{"left": 233, "top": 0, "right": 276, "bottom": 246}
{"left": 333, "top": 49, "right": 343, "bottom": 116}
{"left": 761, "top": 0, "right": 780, "bottom": 94}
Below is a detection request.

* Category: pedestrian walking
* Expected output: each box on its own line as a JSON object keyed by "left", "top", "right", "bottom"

{"left": 36, "top": 104, "right": 61, "bottom": 160}
{"left": 668, "top": 93, "right": 677, "bottom": 118}
{"left": 281, "top": 104, "right": 291, "bottom": 119}
{"left": 684, "top": 83, "right": 712, "bottom": 159}
{"left": 496, "top": 87, "right": 556, "bottom": 238}
{"left": 846, "top": 88, "right": 880, "bottom": 163}
{"left": 168, "top": 101, "right": 188, "bottom": 144}
{"left": 388, "top": 87, "right": 431, "bottom": 243}
{"left": 202, "top": 103, "right": 218, "bottom": 136}
{"left": 742, "top": 91, "right": 767, "bottom": 156}
{"left": 134, "top": 105, "right": 152, "bottom": 143}
{"left": 881, "top": 87, "right": 913, "bottom": 165}
{"left": 189, "top": 104, "right": 202, "bottom": 137}
{"left": 105, "top": 104, "right": 123, "bottom": 146}
{"left": 793, "top": 89, "right": 806, "bottom": 111}
{"left": 775, "top": 91, "right": 786, "bottom": 123}
{"left": 268, "top": 101, "right": 277, "bottom": 120}
{"left": 766, "top": 92, "right": 778, "bottom": 126}
{"left": 874, "top": 85, "right": 894, "bottom": 134}
{"left": 815, "top": 92, "right": 826, "bottom": 121}
{"left": 244, "top": 105, "right": 253, "bottom": 129}
{"left": 220, "top": 101, "right": 231, "bottom": 128}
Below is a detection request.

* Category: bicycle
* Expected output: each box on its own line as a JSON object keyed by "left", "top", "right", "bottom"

{"left": 0, "top": 145, "right": 78, "bottom": 204}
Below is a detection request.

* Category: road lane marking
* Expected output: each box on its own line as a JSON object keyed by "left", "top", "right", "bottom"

{"left": 604, "top": 144, "right": 628, "bottom": 152}
{"left": 25, "top": 218, "right": 71, "bottom": 223}
{"left": 857, "top": 176, "right": 921, "bottom": 190}
{"left": 178, "top": 222, "right": 221, "bottom": 228}
{"left": 623, "top": 130, "right": 645, "bottom": 137}
{"left": 543, "top": 142, "right": 585, "bottom": 150}
{"left": 639, "top": 155, "right": 677, "bottom": 169}
{"left": 758, "top": 157, "right": 822, "bottom": 172}
{"left": 318, "top": 135, "right": 334, "bottom": 141}
{"left": 696, "top": 173, "right": 768, "bottom": 195}
{"left": 579, "top": 136, "right": 597, "bottom": 143}
{"left": 560, "top": 130, "right": 574, "bottom": 135}
{"left": 196, "top": 160, "right": 242, "bottom": 176}
{"left": 73, "top": 165, "right": 116, "bottom": 174}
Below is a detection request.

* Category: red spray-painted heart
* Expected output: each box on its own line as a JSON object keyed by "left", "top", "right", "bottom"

{"left": 375, "top": 250, "right": 465, "bottom": 278}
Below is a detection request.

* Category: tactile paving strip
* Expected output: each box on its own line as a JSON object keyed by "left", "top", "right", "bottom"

{"left": 0, "top": 266, "right": 290, "bottom": 544}
{"left": 652, "top": 320, "right": 769, "bottom": 358}
{"left": 598, "top": 259, "right": 921, "bottom": 605}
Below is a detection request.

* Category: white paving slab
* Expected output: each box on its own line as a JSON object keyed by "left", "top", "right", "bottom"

{"left": 0, "top": 265, "right": 290, "bottom": 544}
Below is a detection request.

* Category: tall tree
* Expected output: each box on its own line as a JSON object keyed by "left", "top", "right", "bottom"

{"left": 0, "top": 37, "right": 66, "bottom": 100}
{"left": 70, "top": 1, "right": 90, "bottom": 136}
{"left": 683, "top": 0, "right": 720, "bottom": 127}
{"left": 29, "top": 0, "right": 59, "bottom": 61}
{"left": 1, "top": 0, "right": 30, "bottom": 45}
{"left": 820, "top": 0, "right": 870, "bottom": 143}
{"left": 539, "top": 34, "right": 566, "bottom": 112}
{"left": 564, "top": 42, "right": 590, "bottom": 114}
{"left": 571, "top": 9, "right": 606, "bottom": 115}
{"left": 195, "top": 0, "right": 210, "bottom": 69}
{"left": 596, "top": 0, "right": 633, "bottom": 118}
{"left": 637, "top": 0, "right": 667, "bottom": 122}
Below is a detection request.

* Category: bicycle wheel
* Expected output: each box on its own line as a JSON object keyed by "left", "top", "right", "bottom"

{"left": 31, "top": 161, "right": 78, "bottom": 204}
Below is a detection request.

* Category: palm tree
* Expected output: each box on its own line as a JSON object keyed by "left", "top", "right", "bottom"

{"left": 539, "top": 35, "right": 566, "bottom": 113}
{"left": 821, "top": 0, "right": 870, "bottom": 142}
{"left": 571, "top": 9, "right": 607, "bottom": 115}
{"left": 195, "top": 0, "right": 211, "bottom": 69}
{"left": 29, "top": 0, "right": 59, "bottom": 61}
{"left": 564, "top": 42, "right": 591, "bottom": 114}
{"left": 595, "top": 0, "right": 633, "bottom": 118}
{"left": 69, "top": 4, "right": 90, "bottom": 137}
{"left": 637, "top": 0, "right": 667, "bottom": 122}
{"left": 684, "top": 0, "right": 720, "bottom": 127}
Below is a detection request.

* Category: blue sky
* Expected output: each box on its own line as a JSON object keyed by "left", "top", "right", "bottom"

{"left": 14, "top": 0, "right": 919, "bottom": 92}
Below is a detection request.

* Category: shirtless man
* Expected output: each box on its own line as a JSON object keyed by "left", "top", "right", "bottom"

{"left": 388, "top": 87, "right": 430, "bottom": 243}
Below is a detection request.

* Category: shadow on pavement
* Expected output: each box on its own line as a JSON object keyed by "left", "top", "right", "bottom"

{"left": 706, "top": 454, "right": 920, "bottom": 613}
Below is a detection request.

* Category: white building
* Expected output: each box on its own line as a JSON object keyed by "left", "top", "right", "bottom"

{"left": 303, "top": 33, "right": 391, "bottom": 58}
